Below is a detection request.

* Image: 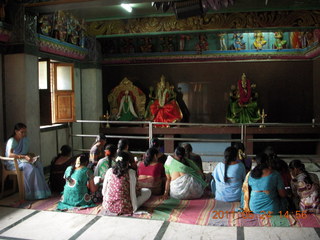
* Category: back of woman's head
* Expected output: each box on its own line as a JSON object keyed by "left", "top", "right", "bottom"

{"left": 150, "top": 138, "right": 160, "bottom": 149}
{"left": 232, "top": 142, "right": 245, "bottom": 152}
{"left": 67, "top": 154, "right": 89, "bottom": 182}
{"left": 264, "top": 146, "right": 276, "bottom": 158}
{"left": 182, "top": 143, "right": 193, "bottom": 154}
{"left": 117, "top": 138, "right": 129, "bottom": 152}
{"left": 224, "top": 147, "right": 237, "bottom": 164}
{"left": 105, "top": 144, "right": 117, "bottom": 158}
{"left": 223, "top": 146, "right": 237, "bottom": 183}
{"left": 251, "top": 153, "right": 269, "bottom": 179}
{"left": 175, "top": 146, "right": 185, "bottom": 160}
{"left": 144, "top": 147, "right": 159, "bottom": 166}
{"left": 289, "top": 159, "right": 313, "bottom": 184}
{"left": 289, "top": 159, "right": 305, "bottom": 171}
{"left": 113, "top": 151, "right": 130, "bottom": 178}
{"left": 96, "top": 133, "right": 107, "bottom": 143}
{"left": 60, "top": 145, "right": 72, "bottom": 156}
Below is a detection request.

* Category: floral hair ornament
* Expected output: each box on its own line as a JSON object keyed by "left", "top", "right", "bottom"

{"left": 105, "top": 149, "right": 111, "bottom": 156}
{"left": 115, "top": 156, "right": 123, "bottom": 162}
{"left": 75, "top": 156, "right": 81, "bottom": 168}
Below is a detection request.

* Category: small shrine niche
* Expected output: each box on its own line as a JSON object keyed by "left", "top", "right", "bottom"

{"left": 107, "top": 77, "right": 146, "bottom": 121}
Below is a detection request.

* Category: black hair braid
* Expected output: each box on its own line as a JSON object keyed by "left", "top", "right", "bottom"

{"left": 175, "top": 146, "right": 188, "bottom": 166}
{"left": 251, "top": 153, "right": 269, "bottom": 179}
{"left": 223, "top": 147, "right": 237, "bottom": 183}
{"left": 66, "top": 154, "right": 88, "bottom": 183}
{"left": 144, "top": 147, "right": 159, "bottom": 167}
{"left": 113, "top": 151, "right": 130, "bottom": 178}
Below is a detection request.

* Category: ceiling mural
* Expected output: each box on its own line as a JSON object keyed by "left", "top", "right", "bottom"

{"left": 87, "top": 10, "right": 320, "bottom": 37}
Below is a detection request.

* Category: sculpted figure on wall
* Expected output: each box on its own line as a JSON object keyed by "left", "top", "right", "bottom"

{"left": 226, "top": 73, "right": 261, "bottom": 123}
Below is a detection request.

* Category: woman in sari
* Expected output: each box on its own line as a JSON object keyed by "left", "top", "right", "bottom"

{"left": 49, "top": 145, "right": 75, "bottom": 193}
{"left": 163, "top": 146, "right": 206, "bottom": 200}
{"left": 89, "top": 134, "right": 107, "bottom": 167}
{"left": 138, "top": 147, "right": 166, "bottom": 195}
{"left": 101, "top": 151, "right": 151, "bottom": 215}
{"left": 5, "top": 123, "right": 51, "bottom": 200}
{"left": 247, "top": 153, "right": 287, "bottom": 214}
{"left": 92, "top": 144, "right": 117, "bottom": 203}
{"left": 57, "top": 154, "right": 97, "bottom": 210}
{"left": 289, "top": 159, "right": 320, "bottom": 213}
{"left": 211, "top": 146, "right": 246, "bottom": 202}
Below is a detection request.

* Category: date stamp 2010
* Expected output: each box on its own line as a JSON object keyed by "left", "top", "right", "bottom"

{"left": 212, "top": 210, "right": 308, "bottom": 220}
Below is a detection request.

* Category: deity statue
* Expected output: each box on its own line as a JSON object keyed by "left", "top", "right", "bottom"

{"left": 116, "top": 90, "right": 139, "bottom": 121}
{"left": 108, "top": 77, "right": 146, "bottom": 121}
{"left": 179, "top": 35, "right": 191, "bottom": 51}
{"left": 232, "top": 33, "right": 246, "bottom": 50}
{"left": 38, "top": 14, "right": 53, "bottom": 36}
{"left": 147, "top": 75, "right": 183, "bottom": 127}
{"left": 253, "top": 31, "right": 267, "bottom": 50}
{"left": 195, "top": 34, "right": 209, "bottom": 54}
{"left": 226, "top": 73, "right": 261, "bottom": 123}
{"left": 274, "top": 31, "right": 287, "bottom": 50}
{"left": 217, "top": 33, "right": 227, "bottom": 51}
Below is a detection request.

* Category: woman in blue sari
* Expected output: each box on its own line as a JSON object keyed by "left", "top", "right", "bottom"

{"left": 5, "top": 123, "right": 51, "bottom": 200}
{"left": 248, "top": 153, "right": 287, "bottom": 214}
{"left": 211, "top": 146, "right": 246, "bottom": 202}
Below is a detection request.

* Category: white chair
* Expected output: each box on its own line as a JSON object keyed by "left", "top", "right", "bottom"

{"left": 0, "top": 156, "right": 25, "bottom": 200}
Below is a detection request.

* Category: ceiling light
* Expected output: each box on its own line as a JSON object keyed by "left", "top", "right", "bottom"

{"left": 121, "top": 3, "right": 133, "bottom": 12}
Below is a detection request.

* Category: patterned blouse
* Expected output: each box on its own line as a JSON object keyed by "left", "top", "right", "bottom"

{"left": 57, "top": 166, "right": 95, "bottom": 210}
{"left": 291, "top": 172, "right": 320, "bottom": 213}
{"left": 102, "top": 168, "right": 133, "bottom": 215}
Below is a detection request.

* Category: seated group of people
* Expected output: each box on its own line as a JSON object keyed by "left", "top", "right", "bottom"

{"left": 211, "top": 144, "right": 320, "bottom": 214}
{"left": 4, "top": 123, "right": 319, "bottom": 216}
{"left": 55, "top": 136, "right": 207, "bottom": 215}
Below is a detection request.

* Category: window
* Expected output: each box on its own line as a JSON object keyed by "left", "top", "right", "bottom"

{"left": 38, "top": 59, "right": 75, "bottom": 125}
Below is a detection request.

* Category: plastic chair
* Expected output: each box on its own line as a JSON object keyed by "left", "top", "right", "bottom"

{"left": 0, "top": 156, "right": 25, "bottom": 200}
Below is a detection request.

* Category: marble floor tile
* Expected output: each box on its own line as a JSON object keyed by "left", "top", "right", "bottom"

{"left": 244, "top": 227, "right": 320, "bottom": 240}
{"left": 0, "top": 207, "right": 36, "bottom": 230}
{"left": 162, "top": 222, "right": 237, "bottom": 240}
{"left": 0, "top": 210, "right": 96, "bottom": 240}
{"left": 77, "top": 216, "right": 164, "bottom": 240}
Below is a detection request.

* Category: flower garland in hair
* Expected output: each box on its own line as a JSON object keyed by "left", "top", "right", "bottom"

{"left": 105, "top": 149, "right": 111, "bottom": 156}
{"left": 75, "top": 157, "right": 81, "bottom": 168}
{"left": 115, "top": 156, "right": 123, "bottom": 162}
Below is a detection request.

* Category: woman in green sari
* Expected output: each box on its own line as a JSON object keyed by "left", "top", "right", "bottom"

{"left": 163, "top": 146, "right": 206, "bottom": 200}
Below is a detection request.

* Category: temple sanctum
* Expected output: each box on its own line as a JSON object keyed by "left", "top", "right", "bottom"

{"left": 0, "top": 1, "right": 320, "bottom": 239}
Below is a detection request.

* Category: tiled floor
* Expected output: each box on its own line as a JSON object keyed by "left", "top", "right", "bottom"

{"left": 0, "top": 206, "right": 319, "bottom": 240}
{"left": 1, "top": 158, "right": 320, "bottom": 240}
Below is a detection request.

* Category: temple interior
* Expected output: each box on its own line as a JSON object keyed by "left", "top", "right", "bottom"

{"left": 0, "top": 0, "right": 320, "bottom": 239}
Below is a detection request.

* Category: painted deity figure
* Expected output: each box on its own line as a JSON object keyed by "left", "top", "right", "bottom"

{"left": 253, "top": 31, "right": 267, "bottom": 50}
{"left": 148, "top": 75, "right": 183, "bottom": 127}
{"left": 233, "top": 33, "right": 246, "bottom": 50}
{"left": 218, "top": 33, "right": 227, "bottom": 51}
{"left": 274, "top": 31, "right": 287, "bottom": 50}
{"left": 226, "top": 73, "right": 261, "bottom": 123}
{"left": 117, "top": 90, "right": 139, "bottom": 121}
{"left": 195, "top": 34, "right": 209, "bottom": 54}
